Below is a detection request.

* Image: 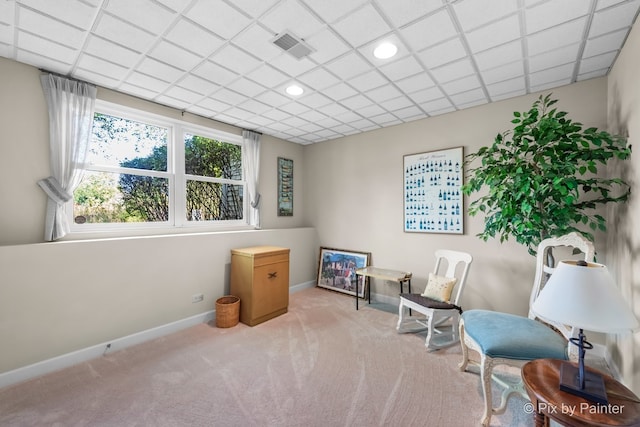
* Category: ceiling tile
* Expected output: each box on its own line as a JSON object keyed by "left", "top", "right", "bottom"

{"left": 375, "top": 0, "right": 443, "bottom": 27}
{"left": 579, "top": 51, "right": 618, "bottom": 74}
{"left": 474, "top": 40, "right": 522, "bottom": 71}
{"left": 16, "top": 49, "right": 72, "bottom": 73}
{"left": 74, "top": 68, "right": 121, "bottom": 87}
{"left": 379, "top": 95, "right": 414, "bottom": 111}
{"left": 305, "top": 28, "right": 351, "bottom": 63}
{"left": 365, "top": 85, "right": 403, "bottom": 103}
{"left": 211, "top": 87, "right": 250, "bottom": 106}
{"left": 323, "top": 82, "right": 359, "bottom": 101}
{"left": 125, "top": 71, "right": 172, "bottom": 93}
{"left": 530, "top": 77, "right": 572, "bottom": 93}
{"left": 149, "top": 40, "right": 203, "bottom": 71}
{"left": 246, "top": 65, "right": 290, "bottom": 88}
{"left": 185, "top": 0, "right": 252, "bottom": 39}
{"left": 332, "top": 4, "right": 392, "bottom": 48}
{"left": 279, "top": 102, "right": 311, "bottom": 115}
{"left": 449, "top": 87, "right": 486, "bottom": 106}
{"left": 16, "top": 31, "right": 77, "bottom": 64}
{"left": 194, "top": 97, "right": 231, "bottom": 113}
{"left": 394, "top": 105, "right": 423, "bottom": 120}
{"left": 589, "top": 0, "right": 640, "bottom": 37}
{"left": 577, "top": 68, "right": 608, "bottom": 81}
{"left": 298, "top": 110, "right": 330, "bottom": 123}
{"left": 317, "top": 102, "right": 350, "bottom": 116}
{"left": 420, "top": 97, "right": 453, "bottom": 114}
{"left": 260, "top": 0, "right": 324, "bottom": 38}
{"left": 230, "top": 0, "right": 279, "bottom": 18}
{"left": 17, "top": 0, "right": 97, "bottom": 29}
{"left": 526, "top": 18, "right": 586, "bottom": 56}
{"left": 268, "top": 53, "right": 316, "bottom": 76}
{"left": 583, "top": 29, "right": 628, "bottom": 58}
{"left": 400, "top": 10, "right": 457, "bottom": 51}
{"left": 208, "top": 44, "right": 261, "bottom": 75}
{"left": 302, "top": 0, "right": 367, "bottom": 23}
{"left": 226, "top": 77, "right": 266, "bottom": 97}
{"left": 232, "top": 24, "right": 283, "bottom": 62}
{"left": 480, "top": 60, "right": 524, "bottom": 85}
{"left": 261, "top": 109, "right": 292, "bottom": 122}
{"left": 335, "top": 111, "right": 363, "bottom": 123}
{"left": 358, "top": 104, "right": 386, "bottom": 117}
{"left": 529, "top": 62, "right": 575, "bottom": 87}
{"left": 297, "top": 92, "right": 333, "bottom": 108}
{"left": 165, "top": 19, "right": 224, "bottom": 58}
{"left": 525, "top": 0, "right": 591, "bottom": 34}
{"left": 164, "top": 85, "right": 203, "bottom": 104}
{"left": 177, "top": 74, "right": 219, "bottom": 95}
{"left": 465, "top": 15, "right": 521, "bottom": 53}
{"left": 155, "top": 0, "right": 192, "bottom": 13}
{"left": 369, "top": 112, "right": 398, "bottom": 125}
{"left": 298, "top": 68, "right": 341, "bottom": 90}
{"left": 395, "top": 73, "right": 435, "bottom": 93}
{"left": 417, "top": 37, "right": 467, "bottom": 68}
{"left": 105, "top": 0, "right": 176, "bottom": 35}
{"left": 118, "top": 82, "right": 159, "bottom": 100}
{"left": 409, "top": 86, "right": 445, "bottom": 104}
{"left": 453, "top": 0, "right": 518, "bottom": 32}
{"left": 192, "top": 61, "right": 239, "bottom": 86}
{"left": 431, "top": 58, "right": 476, "bottom": 84}
{"left": 84, "top": 35, "right": 140, "bottom": 68}
{"left": 155, "top": 94, "right": 190, "bottom": 110}
{"left": 325, "top": 52, "right": 372, "bottom": 80}
{"left": 17, "top": 7, "right": 86, "bottom": 49}
{"left": 93, "top": 13, "right": 156, "bottom": 53}
{"left": 255, "top": 90, "right": 291, "bottom": 107}
{"left": 76, "top": 53, "right": 128, "bottom": 80}
{"left": 341, "top": 94, "right": 373, "bottom": 110}
{"left": 378, "top": 55, "right": 424, "bottom": 81}
{"left": 529, "top": 43, "right": 580, "bottom": 73}
{"left": 138, "top": 57, "right": 183, "bottom": 82}
{"left": 441, "top": 74, "right": 481, "bottom": 96}
{"left": 487, "top": 76, "right": 526, "bottom": 97}
{"left": 347, "top": 70, "right": 387, "bottom": 92}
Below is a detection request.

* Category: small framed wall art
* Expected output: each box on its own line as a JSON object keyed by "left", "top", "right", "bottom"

{"left": 316, "top": 247, "right": 371, "bottom": 298}
{"left": 403, "top": 146, "right": 464, "bottom": 234}
{"left": 277, "top": 157, "right": 293, "bottom": 216}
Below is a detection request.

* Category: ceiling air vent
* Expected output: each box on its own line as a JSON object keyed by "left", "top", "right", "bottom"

{"left": 271, "top": 31, "right": 315, "bottom": 60}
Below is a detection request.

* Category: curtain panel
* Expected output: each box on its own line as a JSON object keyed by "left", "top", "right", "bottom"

{"left": 242, "top": 130, "right": 261, "bottom": 229}
{"left": 39, "top": 74, "right": 97, "bottom": 241}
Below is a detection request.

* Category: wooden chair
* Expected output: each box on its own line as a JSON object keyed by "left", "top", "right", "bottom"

{"left": 458, "top": 233, "right": 595, "bottom": 426}
{"left": 396, "top": 249, "right": 473, "bottom": 350}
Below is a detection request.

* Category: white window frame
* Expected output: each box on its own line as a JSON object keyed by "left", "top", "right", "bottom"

{"left": 68, "top": 100, "right": 248, "bottom": 235}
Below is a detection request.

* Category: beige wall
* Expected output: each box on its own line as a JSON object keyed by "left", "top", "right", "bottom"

{"left": 607, "top": 21, "right": 640, "bottom": 393}
{"left": 0, "top": 57, "right": 307, "bottom": 245}
{"left": 303, "top": 78, "right": 610, "bottom": 318}
{"left": 0, "top": 57, "right": 318, "bottom": 375}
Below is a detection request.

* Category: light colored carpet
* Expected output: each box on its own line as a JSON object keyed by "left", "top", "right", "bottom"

{"left": 0, "top": 287, "right": 532, "bottom": 426}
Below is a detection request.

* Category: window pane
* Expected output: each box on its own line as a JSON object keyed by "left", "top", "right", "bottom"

{"left": 186, "top": 180, "right": 243, "bottom": 221}
{"left": 89, "top": 113, "right": 168, "bottom": 171}
{"left": 74, "top": 171, "right": 168, "bottom": 223}
{"left": 184, "top": 133, "right": 241, "bottom": 179}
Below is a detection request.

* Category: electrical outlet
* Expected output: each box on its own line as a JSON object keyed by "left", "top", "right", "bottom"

{"left": 192, "top": 293, "right": 204, "bottom": 303}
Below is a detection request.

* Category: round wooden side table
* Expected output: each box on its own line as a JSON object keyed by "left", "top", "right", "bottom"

{"left": 522, "top": 358, "right": 640, "bottom": 427}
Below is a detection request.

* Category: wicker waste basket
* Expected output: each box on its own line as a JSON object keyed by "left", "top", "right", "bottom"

{"left": 216, "top": 295, "right": 240, "bottom": 328}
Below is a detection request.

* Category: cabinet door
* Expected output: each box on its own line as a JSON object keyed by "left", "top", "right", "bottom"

{"left": 252, "top": 261, "right": 289, "bottom": 319}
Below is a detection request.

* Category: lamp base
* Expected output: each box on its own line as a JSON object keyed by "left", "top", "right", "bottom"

{"left": 559, "top": 362, "right": 608, "bottom": 405}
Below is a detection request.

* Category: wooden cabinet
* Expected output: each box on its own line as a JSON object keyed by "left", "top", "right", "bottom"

{"left": 230, "top": 246, "right": 290, "bottom": 326}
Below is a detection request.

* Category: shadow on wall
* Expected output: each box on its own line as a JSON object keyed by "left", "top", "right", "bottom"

{"left": 605, "top": 82, "right": 639, "bottom": 392}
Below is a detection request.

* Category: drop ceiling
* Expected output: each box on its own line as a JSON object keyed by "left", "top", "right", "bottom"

{"left": 1, "top": 0, "right": 639, "bottom": 145}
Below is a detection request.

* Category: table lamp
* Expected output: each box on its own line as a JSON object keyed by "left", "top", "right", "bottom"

{"left": 531, "top": 260, "right": 639, "bottom": 404}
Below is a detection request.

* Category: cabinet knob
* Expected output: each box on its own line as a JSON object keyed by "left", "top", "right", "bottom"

{"left": 268, "top": 272, "right": 278, "bottom": 279}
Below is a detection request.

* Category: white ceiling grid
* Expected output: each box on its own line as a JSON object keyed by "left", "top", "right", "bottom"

{"left": 1, "top": 0, "right": 639, "bottom": 144}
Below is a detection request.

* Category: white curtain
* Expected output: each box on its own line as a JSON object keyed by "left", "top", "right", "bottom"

{"left": 39, "top": 74, "right": 97, "bottom": 241}
{"left": 242, "top": 130, "right": 261, "bottom": 229}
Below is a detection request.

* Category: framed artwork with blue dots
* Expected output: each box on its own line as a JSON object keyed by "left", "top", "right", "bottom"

{"left": 403, "top": 147, "right": 463, "bottom": 234}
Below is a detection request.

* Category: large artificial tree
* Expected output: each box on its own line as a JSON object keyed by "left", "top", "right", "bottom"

{"left": 462, "top": 94, "right": 631, "bottom": 256}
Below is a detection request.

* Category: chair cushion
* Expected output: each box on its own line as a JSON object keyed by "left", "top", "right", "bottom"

{"left": 422, "top": 273, "right": 457, "bottom": 302}
{"left": 461, "top": 309, "right": 568, "bottom": 360}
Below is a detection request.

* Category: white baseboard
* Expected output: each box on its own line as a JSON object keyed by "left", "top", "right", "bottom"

{"left": 1, "top": 282, "right": 318, "bottom": 390}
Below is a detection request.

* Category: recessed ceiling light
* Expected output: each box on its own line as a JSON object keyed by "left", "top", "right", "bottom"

{"left": 286, "top": 84, "right": 304, "bottom": 96}
{"left": 373, "top": 42, "right": 398, "bottom": 59}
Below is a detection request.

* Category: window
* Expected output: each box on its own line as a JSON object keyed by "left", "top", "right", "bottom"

{"left": 71, "top": 101, "right": 246, "bottom": 232}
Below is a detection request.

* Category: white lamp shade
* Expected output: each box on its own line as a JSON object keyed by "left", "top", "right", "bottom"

{"left": 532, "top": 260, "right": 639, "bottom": 333}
